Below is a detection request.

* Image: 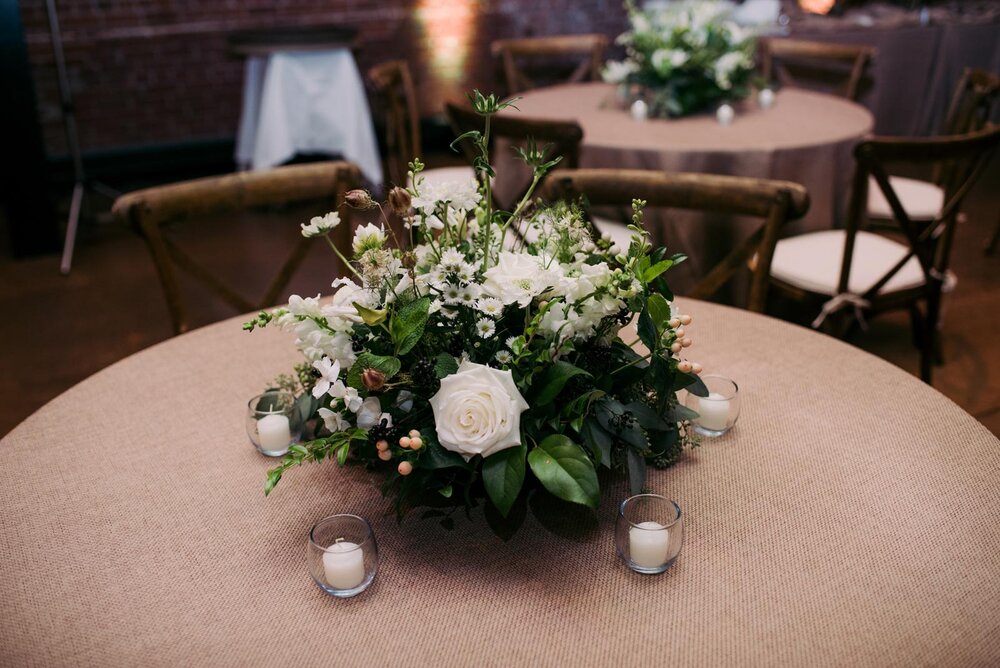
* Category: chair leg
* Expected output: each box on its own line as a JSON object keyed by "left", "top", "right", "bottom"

{"left": 908, "top": 304, "right": 924, "bottom": 350}
{"left": 986, "top": 212, "right": 1000, "bottom": 256}
{"left": 920, "top": 292, "right": 943, "bottom": 385}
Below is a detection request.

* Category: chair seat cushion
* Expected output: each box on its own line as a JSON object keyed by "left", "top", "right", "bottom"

{"left": 770, "top": 229, "right": 926, "bottom": 296}
{"left": 411, "top": 166, "right": 477, "bottom": 190}
{"left": 867, "top": 175, "right": 943, "bottom": 221}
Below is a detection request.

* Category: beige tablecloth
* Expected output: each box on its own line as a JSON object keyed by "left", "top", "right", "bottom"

{"left": 2, "top": 300, "right": 999, "bottom": 666}
{"left": 497, "top": 83, "right": 873, "bottom": 298}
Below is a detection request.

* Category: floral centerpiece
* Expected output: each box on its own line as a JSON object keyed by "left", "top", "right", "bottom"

{"left": 245, "top": 92, "right": 707, "bottom": 531}
{"left": 603, "top": 0, "right": 756, "bottom": 118}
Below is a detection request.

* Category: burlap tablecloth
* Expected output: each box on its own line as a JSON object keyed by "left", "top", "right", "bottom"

{"left": 496, "top": 84, "right": 873, "bottom": 297}
{"left": 2, "top": 299, "right": 998, "bottom": 666}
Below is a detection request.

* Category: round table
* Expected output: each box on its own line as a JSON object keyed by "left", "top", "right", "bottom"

{"left": 498, "top": 83, "right": 873, "bottom": 295}
{"left": 2, "top": 300, "right": 998, "bottom": 665}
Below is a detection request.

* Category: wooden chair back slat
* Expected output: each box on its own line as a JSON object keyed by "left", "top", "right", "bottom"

{"left": 760, "top": 38, "right": 876, "bottom": 101}
{"left": 540, "top": 169, "right": 810, "bottom": 313}
{"left": 491, "top": 34, "right": 608, "bottom": 96}
{"left": 445, "top": 101, "right": 584, "bottom": 209}
{"left": 368, "top": 60, "right": 422, "bottom": 188}
{"left": 112, "top": 161, "right": 361, "bottom": 335}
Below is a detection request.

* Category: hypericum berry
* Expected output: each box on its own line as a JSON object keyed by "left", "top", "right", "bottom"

{"left": 678, "top": 361, "right": 692, "bottom": 373}
{"left": 408, "top": 429, "right": 420, "bottom": 438}
{"left": 378, "top": 450, "right": 392, "bottom": 461}
{"left": 398, "top": 461, "right": 413, "bottom": 476}
{"left": 399, "top": 436, "right": 412, "bottom": 449}
{"left": 680, "top": 315, "right": 692, "bottom": 326}
{"left": 668, "top": 318, "right": 681, "bottom": 329}
{"left": 692, "top": 362, "right": 703, "bottom": 374}
{"left": 376, "top": 440, "right": 389, "bottom": 452}
{"left": 671, "top": 342, "right": 682, "bottom": 353}
{"left": 410, "top": 437, "right": 423, "bottom": 450}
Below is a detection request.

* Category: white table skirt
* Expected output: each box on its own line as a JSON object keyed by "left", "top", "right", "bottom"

{"left": 235, "top": 50, "right": 383, "bottom": 187}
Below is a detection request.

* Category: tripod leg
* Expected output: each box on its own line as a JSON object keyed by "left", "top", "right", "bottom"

{"left": 60, "top": 182, "right": 84, "bottom": 275}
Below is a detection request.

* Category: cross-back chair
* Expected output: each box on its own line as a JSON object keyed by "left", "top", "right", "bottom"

{"left": 540, "top": 169, "right": 810, "bottom": 313}
{"left": 444, "top": 100, "right": 584, "bottom": 211}
{"left": 491, "top": 34, "right": 608, "bottom": 96}
{"left": 769, "top": 124, "right": 1000, "bottom": 383}
{"left": 759, "top": 37, "right": 876, "bottom": 102}
{"left": 112, "top": 161, "right": 361, "bottom": 335}
{"left": 367, "top": 60, "right": 474, "bottom": 190}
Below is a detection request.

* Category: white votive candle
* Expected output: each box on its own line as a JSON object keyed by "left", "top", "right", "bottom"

{"left": 323, "top": 541, "right": 366, "bottom": 589}
{"left": 759, "top": 88, "right": 775, "bottom": 109}
{"left": 629, "top": 521, "right": 670, "bottom": 568}
{"left": 257, "top": 414, "right": 291, "bottom": 451}
{"left": 630, "top": 99, "right": 649, "bottom": 121}
{"left": 698, "top": 392, "right": 729, "bottom": 431}
{"left": 716, "top": 104, "right": 735, "bottom": 126}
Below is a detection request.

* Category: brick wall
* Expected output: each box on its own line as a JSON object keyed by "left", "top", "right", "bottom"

{"left": 20, "top": 0, "right": 628, "bottom": 156}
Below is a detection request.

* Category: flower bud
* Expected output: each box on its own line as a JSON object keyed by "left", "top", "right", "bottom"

{"left": 345, "top": 189, "right": 376, "bottom": 209}
{"left": 400, "top": 251, "right": 416, "bottom": 269}
{"left": 388, "top": 186, "right": 412, "bottom": 215}
{"left": 362, "top": 368, "right": 387, "bottom": 391}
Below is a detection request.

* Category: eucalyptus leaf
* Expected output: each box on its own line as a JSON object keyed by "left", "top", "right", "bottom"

{"left": 527, "top": 435, "right": 599, "bottom": 510}
{"left": 668, "top": 403, "right": 700, "bottom": 422}
{"left": 581, "top": 418, "right": 614, "bottom": 469}
{"left": 626, "top": 448, "right": 647, "bottom": 496}
{"left": 482, "top": 443, "right": 526, "bottom": 517}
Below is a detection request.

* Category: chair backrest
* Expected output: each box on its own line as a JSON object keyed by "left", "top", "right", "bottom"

{"left": 760, "top": 37, "right": 876, "bottom": 101}
{"left": 491, "top": 34, "right": 608, "bottom": 96}
{"left": 940, "top": 68, "right": 1000, "bottom": 137}
{"left": 112, "top": 161, "right": 361, "bottom": 335}
{"left": 840, "top": 124, "right": 1000, "bottom": 299}
{"left": 540, "top": 169, "right": 810, "bottom": 312}
{"left": 368, "top": 60, "right": 421, "bottom": 188}
{"left": 444, "top": 100, "right": 584, "bottom": 209}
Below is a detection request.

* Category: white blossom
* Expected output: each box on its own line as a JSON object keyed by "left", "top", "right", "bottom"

{"left": 301, "top": 212, "right": 340, "bottom": 237}
{"left": 311, "top": 357, "right": 341, "bottom": 399}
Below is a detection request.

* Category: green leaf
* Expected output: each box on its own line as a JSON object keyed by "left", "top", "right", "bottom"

{"left": 527, "top": 435, "right": 599, "bottom": 510}
{"left": 581, "top": 418, "right": 614, "bottom": 469}
{"left": 626, "top": 448, "right": 647, "bottom": 496}
{"left": 353, "top": 302, "right": 387, "bottom": 326}
{"left": 482, "top": 443, "right": 526, "bottom": 517}
{"left": 434, "top": 353, "right": 459, "bottom": 379}
{"left": 420, "top": 434, "right": 474, "bottom": 470}
{"left": 643, "top": 259, "right": 673, "bottom": 284}
{"left": 668, "top": 403, "right": 700, "bottom": 422}
{"left": 624, "top": 401, "right": 671, "bottom": 432}
{"left": 646, "top": 293, "right": 672, "bottom": 335}
{"left": 438, "top": 485, "right": 453, "bottom": 499}
{"left": 637, "top": 307, "right": 658, "bottom": 352}
{"left": 336, "top": 443, "right": 349, "bottom": 466}
{"left": 391, "top": 296, "right": 431, "bottom": 356}
{"left": 530, "top": 361, "right": 591, "bottom": 406}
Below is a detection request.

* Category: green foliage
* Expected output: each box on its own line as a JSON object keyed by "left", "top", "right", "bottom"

{"left": 482, "top": 443, "right": 526, "bottom": 517}
{"left": 390, "top": 296, "right": 431, "bottom": 356}
{"left": 264, "top": 428, "right": 368, "bottom": 496}
{"left": 527, "top": 435, "right": 599, "bottom": 510}
{"left": 347, "top": 352, "right": 402, "bottom": 389}
{"left": 529, "top": 361, "right": 591, "bottom": 406}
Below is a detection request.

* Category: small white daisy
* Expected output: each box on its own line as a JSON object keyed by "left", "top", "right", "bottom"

{"left": 476, "top": 297, "right": 504, "bottom": 317}
{"left": 442, "top": 283, "right": 462, "bottom": 303}
{"left": 505, "top": 336, "right": 519, "bottom": 349}
{"left": 495, "top": 350, "right": 513, "bottom": 365}
{"left": 475, "top": 318, "right": 496, "bottom": 338}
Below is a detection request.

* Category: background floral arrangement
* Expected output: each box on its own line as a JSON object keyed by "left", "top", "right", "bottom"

{"left": 603, "top": 0, "right": 757, "bottom": 117}
{"left": 246, "top": 92, "right": 708, "bottom": 532}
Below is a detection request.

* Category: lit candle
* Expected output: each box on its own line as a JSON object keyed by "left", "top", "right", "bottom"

{"left": 630, "top": 99, "right": 649, "bottom": 122}
{"left": 697, "top": 392, "right": 729, "bottom": 431}
{"left": 759, "top": 88, "right": 775, "bottom": 109}
{"left": 257, "top": 414, "right": 291, "bottom": 451}
{"left": 323, "top": 541, "right": 366, "bottom": 589}
{"left": 629, "top": 521, "right": 670, "bottom": 568}
{"left": 716, "top": 104, "right": 735, "bottom": 126}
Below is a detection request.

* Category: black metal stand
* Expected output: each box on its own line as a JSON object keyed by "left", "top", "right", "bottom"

{"left": 45, "top": 0, "right": 119, "bottom": 274}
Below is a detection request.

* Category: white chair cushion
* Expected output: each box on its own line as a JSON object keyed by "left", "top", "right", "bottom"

{"left": 770, "top": 229, "right": 926, "bottom": 296}
{"left": 867, "top": 175, "right": 944, "bottom": 221}
{"left": 411, "top": 166, "right": 477, "bottom": 190}
{"left": 593, "top": 216, "right": 633, "bottom": 250}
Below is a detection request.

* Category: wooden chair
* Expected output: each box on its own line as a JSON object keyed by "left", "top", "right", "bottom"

{"left": 768, "top": 124, "right": 1000, "bottom": 383}
{"left": 759, "top": 38, "right": 876, "bottom": 102}
{"left": 540, "top": 169, "right": 810, "bottom": 313}
{"left": 112, "top": 161, "right": 361, "bottom": 335}
{"left": 863, "top": 69, "right": 999, "bottom": 243}
{"left": 444, "top": 100, "right": 584, "bottom": 211}
{"left": 367, "top": 60, "right": 474, "bottom": 190}
{"left": 491, "top": 34, "right": 608, "bottom": 96}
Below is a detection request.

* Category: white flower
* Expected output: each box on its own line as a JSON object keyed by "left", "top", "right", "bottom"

{"left": 311, "top": 357, "right": 341, "bottom": 398}
{"left": 475, "top": 318, "right": 496, "bottom": 339}
{"left": 482, "top": 251, "right": 564, "bottom": 307}
{"left": 288, "top": 293, "right": 323, "bottom": 317}
{"left": 651, "top": 48, "right": 688, "bottom": 74}
{"left": 495, "top": 350, "right": 513, "bottom": 365}
{"left": 356, "top": 396, "right": 391, "bottom": 430}
{"left": 505, "top": 336, "right": 519, "bottom": 349}
{"left": 318, "top": 407, "right": 349, "bottom": 433}
{"left": 428, "top": 360, "right": 529, "bottom": 459}
{"left": 476, "top": 297, "right": 504, "bottom": 317}
{"left": 321, "top": 279, "right": 375, "bottom": 327}
{"left": 395, "top": 390, "right": 414, "bottom": 413}
{"left": 352, "top": 223, "right": 386, "bottom": 255}
{"left": 602, "top": 60, "right": 638, "bottom": 83}
{"left": 301, "top": 212, "right": 340, "bottom": 237}
{"left": 333, "top": 386, "right": 363, "bottom": 413}
{"left": 411, "top": 180, "right": 482, "bottom": 213}
{"left": 441, "top": 248, "right": 465, "bottom": 268}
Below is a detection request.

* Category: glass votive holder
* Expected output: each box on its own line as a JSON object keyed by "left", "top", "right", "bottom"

{"left": 246, "top": 390, "right": 303, "bottom": 457}
{"left": 685, "top": 374, "right": 740, "bottom": 437}
{"left": 307, "top": 514, "right": 378, "bottom": 598}
{"left": 615, "top": 494, "right": 683, "bottom": 574}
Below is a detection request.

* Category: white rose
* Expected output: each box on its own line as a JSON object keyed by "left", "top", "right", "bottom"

{"left": 429, "top": 360, "right": 529, "bottom": 459}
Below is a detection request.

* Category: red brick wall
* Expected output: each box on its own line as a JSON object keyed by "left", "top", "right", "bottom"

{"left": 20, "top": 0, "right": 627, "bottom": 155}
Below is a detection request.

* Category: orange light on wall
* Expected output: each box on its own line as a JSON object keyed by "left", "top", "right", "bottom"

{"left": 799, "top": 0, "right": 836, "bottom": 15}
{"left": 416, "top": 0, "right": 476, "bottom": 84}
